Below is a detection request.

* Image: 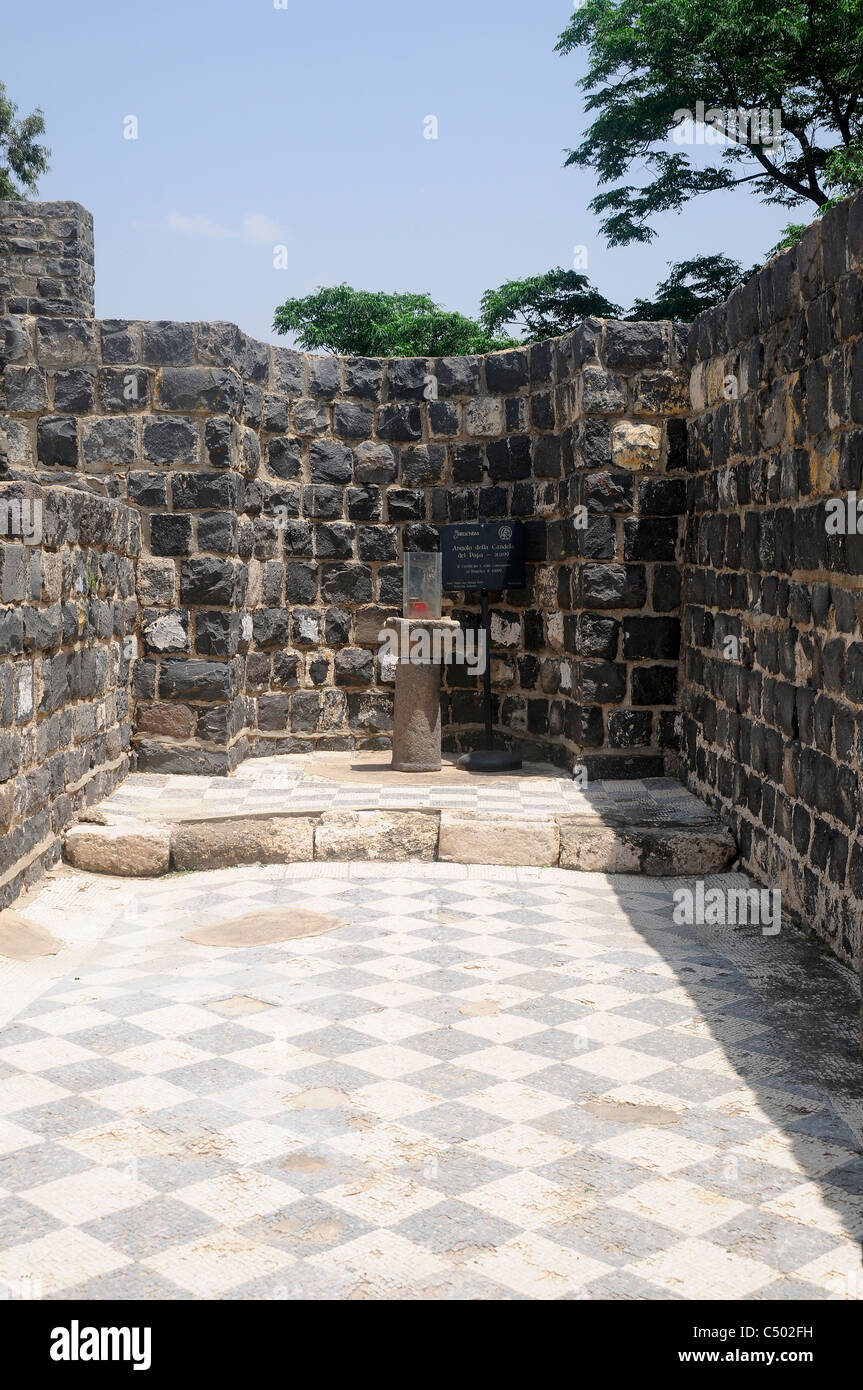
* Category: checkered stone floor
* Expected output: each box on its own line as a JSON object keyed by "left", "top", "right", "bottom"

{"left": 0, "top": 862, "right": 861, "bottom": 1301}
{"left": 96, "top": 754, "right": 717, "bottom": 824}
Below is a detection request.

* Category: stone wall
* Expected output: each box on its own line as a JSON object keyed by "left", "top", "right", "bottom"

{"left": 0, "top": 209, "right": 689, "bottom": 774}
{"left": 0, "top": 201, "right": 94, "bottom": 319}
{"left": 2, "top": 194, "right": 863, "bottom": 967}
{"left": 0, "top": 477, "right": 139, "bottom": 907}
{"left": 680, "top": 190, "right": 863, "bottom": 966}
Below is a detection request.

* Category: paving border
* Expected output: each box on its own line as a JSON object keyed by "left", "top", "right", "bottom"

{"left": 63, "top": 807, "right": 737, "bottom": 878}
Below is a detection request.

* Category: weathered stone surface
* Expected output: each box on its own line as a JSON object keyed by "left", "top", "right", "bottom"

{"left": 0, "top": 911, "right": 62, "bottom": 959}
{"left": 183, "top": 905, "right": 341, "bottom": 946}
{"left": 64, "top": 822, "right": 171, "bottom": 876}
{"left": 639, "top": 827, "right": 737, "bottom": 876}
{"left": 314, "top": 810, "right": 438, "bottom": 861}
{"left": 439, "top": 813, "right": 560, "bottom": 867}
{"left": 170, "top": 816, "right": 314, "bottom": 871}
{"left": 558, "top": 823, "right": 642, "bottom": 873}
{"left": 611, "top": 421, "right": 662, "bottom": 470}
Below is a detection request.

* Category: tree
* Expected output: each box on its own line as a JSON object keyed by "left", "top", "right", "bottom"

{"left": 479, "top": 267, "right": 621, "bottom": 341}
{"left": 0, "top": 82, "right": 49, "bottom": 199}
{"left": 273, "top": 284, "right": 515, "bottom": 356}
{"left": 556, "top": 0, "right": 863, "bottom": 245}
{"left": 628, "top": 254, "right": 753, "bottom": 320}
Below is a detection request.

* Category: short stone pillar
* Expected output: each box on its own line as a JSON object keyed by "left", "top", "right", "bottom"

{"left": 389, "top": 617, "right": 460, "bottom": 773}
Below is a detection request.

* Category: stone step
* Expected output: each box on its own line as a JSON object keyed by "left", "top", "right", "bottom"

{"left": 63, "top": 805, "right": 736, "bottom": 878}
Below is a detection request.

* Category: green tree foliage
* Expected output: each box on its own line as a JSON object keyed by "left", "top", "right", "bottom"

{"left": 0, "top": 82, "right": 49, "bottom": 199}
{"left": 763, "top": 143, "right": 863, "bottom": 256}
{"left": 479, "top": 267, "right": 621, "bottom": 341}
{"left": 764, "top": 222, "right": 811, "bottom": 258}
{"left": 556, "top": 0, "right": 863, "bottom": 245}
{"left": 628, "top": 254, "right": 754, "bottom": 320}
{"left": 273, "top": 285, "right": 516, "bottom": 356}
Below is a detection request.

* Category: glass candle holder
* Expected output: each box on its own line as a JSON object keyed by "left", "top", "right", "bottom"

{"left": 403, "top": 551, "right": 442, "bottom": 619}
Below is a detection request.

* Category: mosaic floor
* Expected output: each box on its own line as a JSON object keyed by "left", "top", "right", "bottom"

{"left": 0, "top": 863, "right": 861, "bottom": 1300}
{"left": 96, "top": 755, "right": 718, "bottom": 825}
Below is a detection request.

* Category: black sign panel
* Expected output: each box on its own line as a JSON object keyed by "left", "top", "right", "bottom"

{"left": 442, "top": 521, "right": 525, "bottom": 591}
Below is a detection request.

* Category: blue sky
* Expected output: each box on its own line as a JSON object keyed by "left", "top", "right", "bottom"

{"left": 6, "top": 0, "right": 796, "bottom": 344}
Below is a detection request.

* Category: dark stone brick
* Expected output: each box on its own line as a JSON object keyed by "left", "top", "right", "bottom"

{"left": 284, "top": 562, "right": 319, "bottom": 604}
{"left": 387, "top": 489, "right": 425, "bottom": 522}
{"left": 321, "top": 563, "right": 373, "bottom": 604}
{"left": 605, "top": 321, "right": 667, "bottom": 369}
{"left": 150, "top": 514, "right": 192, "bottom": 556}
{"left": 358, "top": 526, "right": 398, "bottom": 562}
{"left": 314, "top": 522, "right": 355, "bottom": 560}
{"left": 334, "top": 402, "right": 373, "bottom": 439}
{"left": 180, "top": 558, "right": 237, "bottom": 605}
{"left": 623, "top": 617, "right": 680, "bottom": 660}
{"left": 484, "top": 350, "right": 528, "bottom": 393}
{"left": 37, "top": 416, "right": 78, "bottom": 468}
{"left": 310, "top": 440, "right": 352, "bottom": 485}
{"left": 172, "top": 472, "right": 241, "bottom": 510}
{"left": 401, "top": 445, "right": 445, "bottom": 486}
{"left": 159, "top": 659, "right": 234, "bottom": 701}
{"left": 334, "top": 647, "right": 375, "bottom": 685}
{"left": 580, "top": 563, "right": 647, "bottom": 610}
{"left": 142, "top": 416, "right": 198, "bottom": 466}
{"left": 374, "top": 401, "right": 422, "bottom": 443}
{"left": 53, "top": 370, "right": 94, "bottom": 412}
{"left": 127, "top": 472, "right": 167, "bottom": 509}
{"left": 631, "top": 665, "right": 677, "bottom": 705}
{"left": 197, "top": 511, "right": 238, "bottom": 553}
{"left": 347, "top": 486, "right": 383, "bottom": 522}
{"left": 267, "top": 436, "right": 302, "bottom": 479}
{"left": 308, "top": 356, "right": 340, "bottom": 399}
{"left": 302, "top": 485, "right": 344, "bottom": 519}
{"left": 623, "top": 517, "right": 678, "bottom": 562}
{"left": 579, "top": 661, "right": 626, "bottom": 703}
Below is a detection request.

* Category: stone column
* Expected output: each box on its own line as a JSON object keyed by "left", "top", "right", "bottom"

{"left": 389, "top": 617, "right": 461, "bottom": 773}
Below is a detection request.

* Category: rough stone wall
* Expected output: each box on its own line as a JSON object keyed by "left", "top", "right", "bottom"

{"left": 0, "top": 208, "right": 690, "bottom": 773}
{"left": 680, "top": 190, "right": 863, "bottom": 966}
{"left": 0, "top": 478, "right": 139, "bottom": 906}
{"left": 0, "top": 201, "right": 94, "bottom": 319}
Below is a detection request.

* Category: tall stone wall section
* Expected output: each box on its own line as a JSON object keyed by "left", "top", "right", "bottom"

{"left": 0, "top": 201, "right": 94, "bottom": 319}
{"left": 0, "top": 211, "right": 689, "bottom": 775}
{"left": 2, "top": 196, "right": 863, "bottom": 967}
{"left": 680, "top": 190, "right": 863, "bottom": 966}
{"left": 0, "top": 477, "right": 139, "bottom": 907}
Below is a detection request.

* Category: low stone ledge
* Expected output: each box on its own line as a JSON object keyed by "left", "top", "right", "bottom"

{"left": 639, "top": 826, "right": 737, "bottom": 876}
{"left": 438, "top": 813, "right": 560, "bottom": 868}
{"left": 171, "top": 817, "right": 315, "bottom": 872}
{"left": 61, "top": 807, "right": 737, "bottom": 879}
{"left": 314, "top": 810, "right": 438, "bottom": 862}
{"left": 558, "top": 824, "right": 642, "bottom": 873}
{"left": 64, "top": 822, "right": 171, "bottom": 876}
{"left": 558, "top": 820, "right": 736, "bottom": 875}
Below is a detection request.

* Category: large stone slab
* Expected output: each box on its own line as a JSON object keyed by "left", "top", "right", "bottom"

{"left": 639, "top": 826, "right": 737, "bottom": 876}
{"left": 171, "top": 817, "right": 315, "bottom": 871}
{"left": 314, "top": 810, "right": 438, "bottom": 861}
{"left": 64, "top": 822, "right": 171, "bottom": 876}
{"left": 558, "top": 823, "right": 642, "bottom": 873}
{"left": 559, "top": 820, "right": 736, "bottom": 875}
{"left": 438, "top": 813, "right": 560, "bottom": 867}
